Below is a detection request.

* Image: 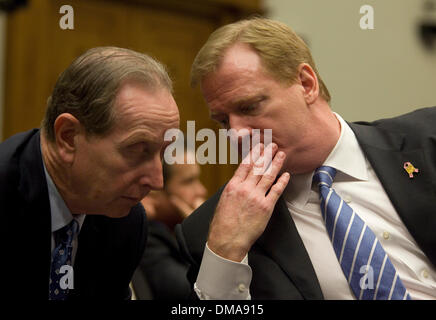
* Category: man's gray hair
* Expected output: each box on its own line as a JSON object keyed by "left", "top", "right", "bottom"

{"left": 42, "top": 46, "right": 172, "bottom": 141}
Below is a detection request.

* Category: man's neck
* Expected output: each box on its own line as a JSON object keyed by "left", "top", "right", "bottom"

{"left": 40, "top": 132, "right": 78, "bottom": 214}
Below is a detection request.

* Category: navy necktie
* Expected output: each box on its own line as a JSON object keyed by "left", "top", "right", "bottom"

{"left": 313, "top": 166, "right": 411, "bottom": 300}
{"left": 49, "top": 219, "right": 79, "bottom": 300}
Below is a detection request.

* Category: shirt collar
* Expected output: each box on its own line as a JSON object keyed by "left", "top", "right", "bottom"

{"left": 323, "top": 113, "right": 368, "bottom": 182}
{"left": 40, "top": 144, "right": 85, "bottom": 232}
{"left": 284, "top": 113, "right": 368, "bottom": 208}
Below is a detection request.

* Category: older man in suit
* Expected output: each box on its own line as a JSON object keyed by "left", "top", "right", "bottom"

{"left": 0, "top": 47, "right": 180, "bottom": 300}
{"left": 176, "top": 18, "right": 436, "bottom": 300}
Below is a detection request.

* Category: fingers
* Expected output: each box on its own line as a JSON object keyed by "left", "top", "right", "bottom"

{"left": 208, "top": 142, "right": 290, "bottom": 263}
{"left": 232, "top": 142, "right": 264, "bottom": 182}
{"left": 266, "top": 172, "right": 291, "bottom": 206}
{"left": 247, "top": 143, "right": 278, "bottom": 185}
{"left": 234, "top": 142, "right": 284, "bottom": 191}
{"left": 257, "top": 148, "right": 286, "bottom": 192}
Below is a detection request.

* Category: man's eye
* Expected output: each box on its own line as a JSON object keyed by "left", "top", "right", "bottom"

{"left": 214, "top": 117, "right": 229, "bottom": 128}
{"left": 127, "top": 143, "right": 147, "bottom": 155}
{"left": 240, "top": 100, "right": 261, "bottom": 114}
{"left": 220, "top": 119, "right": 229, "bottom": 127}
{"left": 240, "top": 105, "right": 254, "bottom": 113}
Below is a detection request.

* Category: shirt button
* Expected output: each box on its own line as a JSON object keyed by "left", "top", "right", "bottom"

{"left": 382, "top": 231, "right": 390, "bottom": 240}
{"left": 238, "top": 283, "right": 246, "bottom": 292}
{"left": 422, "top": 269, "right": 429, "bottom": 279}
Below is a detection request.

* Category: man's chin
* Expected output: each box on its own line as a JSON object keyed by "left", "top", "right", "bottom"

{"left": 106, "top": 203, "right": 137, "bottom": 218}
{"left": 104, "top": 209, "right": 132, "bottom": 218}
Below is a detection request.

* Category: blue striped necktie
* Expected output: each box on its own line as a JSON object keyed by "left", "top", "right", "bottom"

{"left": 313, "top": 166, "right": 411, "bottom": 300}
{"left": 49, "top": 219, "right": 79, "bottom": 300}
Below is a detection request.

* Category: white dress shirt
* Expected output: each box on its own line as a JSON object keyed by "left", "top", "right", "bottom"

{"left": 195, "top": 113, "right": 436, "bottom": 300}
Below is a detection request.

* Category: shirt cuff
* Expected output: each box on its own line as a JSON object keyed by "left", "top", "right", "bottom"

{"left": 194, "top": 242, "right": 252, "bottom": 300}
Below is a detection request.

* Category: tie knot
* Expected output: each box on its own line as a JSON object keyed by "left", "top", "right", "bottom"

{"left": 55, "top": 219, "right": 79, "bottom": 247}
{"left": 313, "top": 166, "right": 337, "bottom": 188}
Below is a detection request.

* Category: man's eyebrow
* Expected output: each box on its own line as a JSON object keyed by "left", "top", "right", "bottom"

{"left": 118, "top": 132, "right": 157, "bottom": 147}
{"left": 209, "top": 111, "right": 221, "bottom": 119}
{"left": 209, "top": 94, "right": 264, "bottom": 112}
{"left": 232, "top": 94, "right": 266, "bottom": 106}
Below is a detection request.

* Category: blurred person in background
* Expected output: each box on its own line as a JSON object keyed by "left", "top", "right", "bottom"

{"left": 132, "top": 150, "right": 207, "bottom": 299}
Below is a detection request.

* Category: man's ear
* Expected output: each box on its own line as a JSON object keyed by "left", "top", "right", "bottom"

{"left": 297, "top": 63, "right": 319, "bottom": 105}
{"left": 53, "top": 113, "right": 82, "bottom": 164}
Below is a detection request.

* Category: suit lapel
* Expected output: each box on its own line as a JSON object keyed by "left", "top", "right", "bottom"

{"left": 17, "top": 130, "right": 52, "bottom": 298}
{"left": 254, "top": 197, "right": 324, "bottom": 299}
{"left": 350, "top": 122, "right": 436, "bottom": 267}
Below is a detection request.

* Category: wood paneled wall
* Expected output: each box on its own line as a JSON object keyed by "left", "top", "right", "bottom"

{"left": 4, "top": 0, "right": 263, "bottom": 195}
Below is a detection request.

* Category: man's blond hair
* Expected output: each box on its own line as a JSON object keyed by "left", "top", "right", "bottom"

{"left": 191, "top": 17, "right": 331, "bottom": 102}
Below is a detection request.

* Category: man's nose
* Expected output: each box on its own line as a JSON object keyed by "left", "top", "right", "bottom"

{"left": 195, "top": 181, "right": 207, "bottom": 198}
{"left": 139, "top": 155, "right": 164, "bottom": 190}
{"left": 229, "top": 114, "right": 250, "bottom": 132}
{"left": 228, "top": 115, "right": 252, "bottom": 146}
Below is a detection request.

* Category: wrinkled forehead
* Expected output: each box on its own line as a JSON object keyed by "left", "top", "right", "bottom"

{"left": 110, "top": 83, "right": 179, "bottom": 139}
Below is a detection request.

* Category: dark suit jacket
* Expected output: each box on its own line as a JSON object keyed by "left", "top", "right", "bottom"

{"left": 132, "top": 220, "right": 191, "bottom": 300}
{"left": 0, "top": 129, "right": 148, "bottom": 300}
{"left": 175, "top": 107, "right": 436, "bottom": 300}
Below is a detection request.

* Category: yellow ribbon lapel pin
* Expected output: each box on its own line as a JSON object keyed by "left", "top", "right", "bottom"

{"left": 403, "top": 162, "right": 419, "bottom": 178}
